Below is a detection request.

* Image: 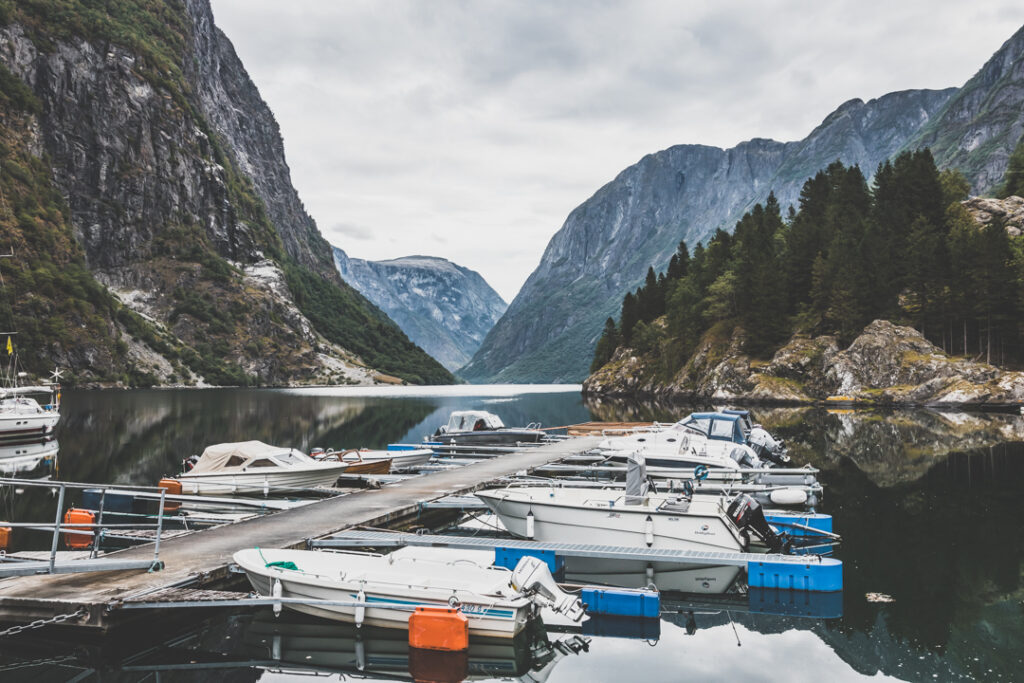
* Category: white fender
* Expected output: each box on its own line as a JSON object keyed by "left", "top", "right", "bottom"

{"left": 769, "top": 488, "right": 808, "bottom": 506}
{"left": 644, "top": 515, "right": 654, "bottom": 546}
{"left": 526, "top": 510, "right": 535, "bottom": 539}
{"left": 271, "top": 577, "right": 282, "bottom": 617}
{"left": 355, "top": 588, "right": 366, "bottom": 627}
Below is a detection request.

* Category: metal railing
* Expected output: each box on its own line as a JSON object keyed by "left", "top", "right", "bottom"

{"left": 0, "top": 477, "right": 169, "bottom": 577}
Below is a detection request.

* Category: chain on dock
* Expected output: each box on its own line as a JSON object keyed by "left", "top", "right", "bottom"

{"left": 0, "top": 608, "right": 86, "bottom": 637}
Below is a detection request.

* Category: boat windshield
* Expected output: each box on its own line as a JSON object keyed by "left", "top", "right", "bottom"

{"left": 678, "top": 416, "right": 710, "bottom": 436}
{"left": 446, "top": 411, "right": 505, "bottom": 432}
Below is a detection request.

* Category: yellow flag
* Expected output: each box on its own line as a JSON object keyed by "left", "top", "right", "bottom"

{"left": 5, "top": 336, "right": 11, "bottom": 355}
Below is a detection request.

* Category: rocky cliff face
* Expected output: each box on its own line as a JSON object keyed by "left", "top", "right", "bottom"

{"left": 584, "top": 319, "right": 1024, "bottom": 407}
{"left": 0, "top": 1, "right": 451, "bottom": 386}
{"left": 468, "top": 22, "right": 1024, "bottom": 385}
{"left": 908, "top": 25, "right": 1024, "bottom": 193}
{"left": 333, "top": 248, "right": 506, "bottom": 371}
{"left": 461, "top": 89, "right": 955, "bottom": 383}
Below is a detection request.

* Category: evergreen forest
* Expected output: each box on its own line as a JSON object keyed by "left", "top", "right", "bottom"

{"left": 591, "top": 148, "right": 1024, "bottom": 378}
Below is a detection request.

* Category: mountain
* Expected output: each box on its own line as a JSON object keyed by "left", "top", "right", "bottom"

{"left": 460, "top": 90, "right": 954, "bottom": 383}
{"left": 333, "top": 248, "right": 506, "bottom": 371}
{"left": 0, "top": 0, "right": 452, "bottom": 386}
{"left": 463, "top": 24, "right": 1024, "bottom": 384}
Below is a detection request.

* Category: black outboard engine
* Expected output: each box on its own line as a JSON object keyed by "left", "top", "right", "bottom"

{"left": 747, "top": 427, "right": 790, "bottom": 466}
{"left": 727, "top": 493, "right": 787, "bottom": 553}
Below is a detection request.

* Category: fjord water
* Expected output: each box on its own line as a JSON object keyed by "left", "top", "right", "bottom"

{"left": 1, "top": 387, "right": 1022, "bottom": 682}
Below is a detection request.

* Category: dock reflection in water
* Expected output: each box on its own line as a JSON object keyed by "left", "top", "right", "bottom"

{"left": 0, "top": 388, "right": 1020, "bottom": 681}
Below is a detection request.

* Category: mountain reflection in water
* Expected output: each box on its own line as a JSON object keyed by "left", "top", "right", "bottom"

{"left": 0, "top": 388, "right": 1019, "bottom": 682}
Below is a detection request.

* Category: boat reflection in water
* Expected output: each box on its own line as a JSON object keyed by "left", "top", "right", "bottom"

{"left": 0, "top": 438, "right": 58, "bottom": 478}
{"left": 245, "top": 610, "right": 590, "bottom": 681}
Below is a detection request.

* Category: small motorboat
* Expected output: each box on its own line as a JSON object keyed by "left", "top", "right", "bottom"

{"left": 311, "top": 446, "right": 433, "bottom": 473}
{"left": 0, "top": 386, "right": 61, "bottom": 441}
{"left": 430, "top": 411, "right": 545, "bottom": 446}
{"left": 178, "top": 441, "right": 348, "bottom": 495}
{"left": 233, "top": 547, "right": 585, "bottom": 638}
{"left": 598, "top": 412, "right": 784, "bottom": 470}
{"left": 476, "top": 454, "right": 790, "bottom": 558}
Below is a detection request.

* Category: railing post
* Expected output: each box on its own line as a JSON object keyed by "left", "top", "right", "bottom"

{"left": 48, "top": 483, "right": 66, "bottom": 573}
{"left": 153, "top": 489, "right": 165, "bottom": 566}
{"left": 91, "top": 486, "right": 107, "bottom": 559}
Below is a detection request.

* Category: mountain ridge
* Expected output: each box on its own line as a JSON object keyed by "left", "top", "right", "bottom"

{"left": 461, "top": 87, "right": 957, "bottom": 383}
{"left": 333, "top": 247, "right": 506, "bottom": 371}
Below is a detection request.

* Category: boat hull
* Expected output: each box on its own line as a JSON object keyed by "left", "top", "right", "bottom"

{"left": 235, "top": 549, "right": 531, "bottom": 638}
{"left": 0, "top": 412, "right": 60, "bottom": 440}
{"left": 476, "top": 489, "right": 745, "bottom": 562}
{"left": 432, "top": 429, "right": 545, "bottom": 446}
{"left": 179, "top": 465, "right": 346, "bottom": 495}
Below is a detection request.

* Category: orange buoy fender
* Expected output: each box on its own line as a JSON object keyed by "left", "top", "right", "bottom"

{"left": 158, "top": 478, "right": 183, "bottom": 512}
{"left": 408, "top": 606, "right": 469, "bottom": 651}
{"left": 63, "top": 508, "right": 95, "bottom": 549}
{"left": 0, "top": 526, "right": 10, "bottom": 551}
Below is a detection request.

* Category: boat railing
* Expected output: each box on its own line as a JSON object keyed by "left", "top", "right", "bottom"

{"left": 0, "top": 478, "right": 169, "bottom": 577}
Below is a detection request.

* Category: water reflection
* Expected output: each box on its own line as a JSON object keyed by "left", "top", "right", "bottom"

{"left": 0, "top": 390, "right": 1020, "bottom": 681}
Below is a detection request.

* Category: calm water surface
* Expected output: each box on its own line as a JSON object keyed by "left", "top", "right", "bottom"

{"left": 0, "top": 387, "right": 1021, "bottom": 682}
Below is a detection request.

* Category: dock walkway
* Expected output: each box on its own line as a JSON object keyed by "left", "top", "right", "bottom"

{"left": 0, "top": 437, "right": 600, "bottom": 628}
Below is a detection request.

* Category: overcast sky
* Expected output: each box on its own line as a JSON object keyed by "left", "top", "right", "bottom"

{"left": 210, "top": 1, "right": 1024, "bottom": 302}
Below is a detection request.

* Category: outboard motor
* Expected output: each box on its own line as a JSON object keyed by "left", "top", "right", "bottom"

{"left": 727, "top": 493, "right": 787, "bottom": 553}
{"left": 182, "top": 454, "right": 200, "bottom": 472}
{"left": 748, "top": 427, "right": 790, "bottom": 465}
{"left": 728, "top": 446, "right": 758, "bottom": 468}
{"left": 510, "top": 556, "right": 586, "bottom": 621}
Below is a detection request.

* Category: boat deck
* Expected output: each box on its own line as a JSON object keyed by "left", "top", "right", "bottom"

{"left": 0, "top": 437, "right": 601, "bottom": 628}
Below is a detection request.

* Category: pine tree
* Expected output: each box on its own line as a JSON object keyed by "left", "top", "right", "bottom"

{"left": 998, "top": 135, "right": 1024, "bottom": 199}
{"left": 590, "top": 317, "right": 620, "bottom": 372}
{"left": 620, "top": 292, "right": 639, "bottom": 345}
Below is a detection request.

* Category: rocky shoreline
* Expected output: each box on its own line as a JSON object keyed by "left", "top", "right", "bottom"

{"left": 583, "top": 319, "right": 1024, "bottom": 408}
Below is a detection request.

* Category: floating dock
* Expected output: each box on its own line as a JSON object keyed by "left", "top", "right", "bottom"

{"left": 311, "top": 530, "right": 842, "bottom": 592}
{"left": 0, "top": 436, "right": 602, "bottom": 630}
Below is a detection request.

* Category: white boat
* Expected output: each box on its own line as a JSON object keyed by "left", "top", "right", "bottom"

{"left": 0, "top": 386, "right": 60, "bottom": 441}
{"left": 179, "top": 441, "right": 348, "bottom": 495}
{"left": 312, "top": 446, "right": 433, "bottom": 472}
{"left": 477, "top": 454, "right": 788, "bottom": 558}
{"left": 233, "top": 547, "right": 584, "bottom": 638}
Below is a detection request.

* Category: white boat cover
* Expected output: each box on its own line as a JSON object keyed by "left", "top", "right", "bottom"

{"left": 445, "top": 410, "right": 505, "bottom": 432}
{"left": 188, "top": 441, "right": 310, "bottom": 474}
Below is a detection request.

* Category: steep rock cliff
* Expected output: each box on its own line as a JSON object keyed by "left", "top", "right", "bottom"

{"left": 333, "top": 248, "right": 506, "bottom": 371}
{"left": 0, "top": 1, "right": 451, "bottom": 385}
{"left": 907, "top": 25, "right": 1024, "bottom": 193}
{"left": 462, "top": 90, "right": 954, "bottom": 383}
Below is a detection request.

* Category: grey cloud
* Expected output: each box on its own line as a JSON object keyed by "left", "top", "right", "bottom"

{"left": 210, "top": 0, "right": 1024, "bottom": 301}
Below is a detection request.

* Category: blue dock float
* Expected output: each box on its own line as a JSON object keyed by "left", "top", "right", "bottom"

{"left": 312, "top": 530, "right": 843, "bottom": 592}
{"left": 764, "top": 512, "right": 834, "bottom": 537}
{"left": 581, "top": 587, "right": 660, "bottom": 618}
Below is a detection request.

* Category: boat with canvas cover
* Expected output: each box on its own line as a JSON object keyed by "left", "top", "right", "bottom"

{"left": 233, "top": 547, "right": 585, "bottom": 638}
{"left": 430, "top": 411, "right": 546, "bottom": 446}
{"left": 178, "top": 441, "right": 348, "bottom": 495}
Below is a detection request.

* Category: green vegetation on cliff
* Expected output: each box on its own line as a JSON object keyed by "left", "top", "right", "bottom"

{"left": 593, "top": 150, "right": 1024, "bottom": 380}
{"left": 0, "top": 1, "right": 452, "bottom": 385}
